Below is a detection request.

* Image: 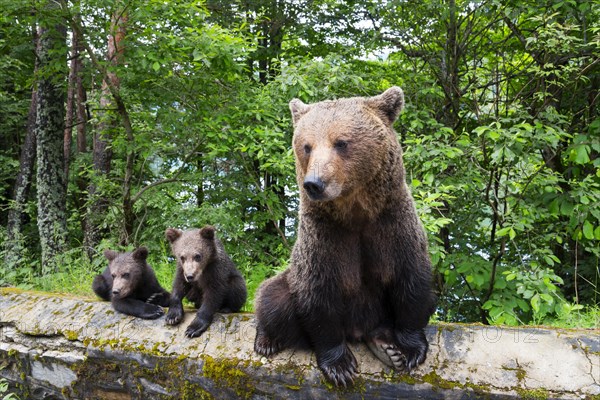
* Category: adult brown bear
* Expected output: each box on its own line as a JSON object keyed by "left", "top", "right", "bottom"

{"left": 253, "top": 87, "right": 436, "bottom": 386}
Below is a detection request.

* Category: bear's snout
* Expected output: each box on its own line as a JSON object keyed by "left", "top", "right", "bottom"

{"left": 303, "top": 175, "right": 325, "bottom": 200}
{"left": 112, "top": 289, "right": 120, "bottom": 296}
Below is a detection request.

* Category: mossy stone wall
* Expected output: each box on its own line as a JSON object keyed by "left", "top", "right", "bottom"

{"left": 0, "top": 289, "right": 598, "bottom": 399}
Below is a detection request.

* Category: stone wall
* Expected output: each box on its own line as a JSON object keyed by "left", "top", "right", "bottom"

{"left": 0, "top": 289, "right": 598, "bottom": 399}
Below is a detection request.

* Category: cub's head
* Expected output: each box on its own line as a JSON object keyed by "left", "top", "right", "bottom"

{"left": 103, "top": 247, "right": 148, "bottom": 299}
{"left": 165, "top": 226, "right": 216, "bottom": 282}
{"left": 289, "top": 86, "right": 404, "bottom": 202}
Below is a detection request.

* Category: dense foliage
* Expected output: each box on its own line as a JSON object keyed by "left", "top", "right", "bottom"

{"left": 0, "top": 0, "right": 598, "bottom": 325}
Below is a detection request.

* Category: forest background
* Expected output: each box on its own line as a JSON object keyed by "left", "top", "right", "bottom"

{"left": 0, "top": 0, "right": 598, "bottom": 327}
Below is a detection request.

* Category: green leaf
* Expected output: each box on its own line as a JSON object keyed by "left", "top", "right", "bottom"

{"left": 540, "top": 293, "right": 554, "bottom": 305}
{"left": 152, "top": 61, "right": 160, "bottom": 71}
{"left": 572, "top": 144, "right": 590, "bottom": 165}
{"left": 583, "top": 220, "right": 594, "bottom": 240}
{"left": 531, "top": 294, "right": 540, "bottom": 313}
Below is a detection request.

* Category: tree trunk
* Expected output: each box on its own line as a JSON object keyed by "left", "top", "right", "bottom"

{"left": 84, "top": 8, "right": 127, "bottom": 253}
{"left": 4, "top": 83, "right": 38, "bottom": 268}
{"left": 35, "top": 8, "right": 68, "bottom": 271}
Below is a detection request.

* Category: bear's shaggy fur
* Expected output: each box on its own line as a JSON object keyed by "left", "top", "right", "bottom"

{"left": 165, "top": 226, "right": 247, "bottom": 338}
{"left": 254, "top": 87, "right": 436, "bottom": 386}
{"left": 92, "top": 247, "right": 170, "bottom": 319}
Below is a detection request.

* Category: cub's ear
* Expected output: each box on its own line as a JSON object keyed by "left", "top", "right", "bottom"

{"left": 366, "top": 86, "right": 405, "bottom": 126}
{"left": 132, "top": 246, "right": 148, "bottom": 261}
{"left": 104, "top": 249, "right": 118, "bottom": 261}
{"left": 165, "top": 228, "right": 182, "bottom": 243}
{"left": 199, "top": 226, "right": 215, "bottom": 240}
{"left": 289, "top": 99, "right": 312, "bottom": 126}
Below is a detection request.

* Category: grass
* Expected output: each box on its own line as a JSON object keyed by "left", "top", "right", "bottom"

{"left": 3, "top": 248, "right": 261, "bottom": 312}
{"left": 1, "top": 245, "right": 597, "bottom": 328}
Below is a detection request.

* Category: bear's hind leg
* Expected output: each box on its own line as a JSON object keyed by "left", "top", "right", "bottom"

{"left": 92, "top": 274, "right": 111, "bottom": 301}
{"left": 366, "top": 325, "right": 428, "bottom": 371}
{"left": 254, "top": 273, "right": 303, "bottom": 357}
{"left": 221, "top": 275, "right": 247, "bottom": 313}
{"left": 112, "top": 298, "right": 164, "bottom": 319}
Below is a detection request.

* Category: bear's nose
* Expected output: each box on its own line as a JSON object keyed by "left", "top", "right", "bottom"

{"left": 185, "top": 274, "right": 194, "bottom": 282}
{"left": 112, "top": 289, "right": 120, "bottom": 295}
{"left": 303, "top": 176, "right": 325, "bottom": 199}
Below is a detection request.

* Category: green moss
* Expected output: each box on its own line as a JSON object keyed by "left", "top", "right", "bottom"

{"left": 62, "top": 329, "right": 79, "bottom": 341}
{"left": 422, "top": 371, "right": 459, "bottom": 390}
{"left": 201, "top": 355, "right": 255, "bottom": 399}
{"left": 502, "top": 365, "right": 527, "bottom": 384}
{"left": 320, "top": 374, "right": 367, "bottom": 395}
{"left": 515, "top": 388, "right": 549, "bottom": 400}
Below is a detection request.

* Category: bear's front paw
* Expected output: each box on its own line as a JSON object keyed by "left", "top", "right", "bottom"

{"left": 185, "top": 317, "right": 210, "bottom": 338}
{"left": 165, "top": 306, "right": 184, "bottom": 326}
{"left": 394, "top": 329, "right": 429, "bottom": 371}
{"left": 254, "top": 332, "right": 283, "bottom": 357}
{"left": 317, "top": 344, "right": 358, "bottom": 387}
{"left": 141, "top": 304, "right": 164, "bottom": 320}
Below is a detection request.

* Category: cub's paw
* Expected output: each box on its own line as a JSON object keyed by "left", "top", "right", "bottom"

{"left": 254, "top": 332, "right": 283, "bottom": 357}
{"left": 394, "top": 329, "right": 429, "bottom": 371}
{"left": 185, "top": 317, "right": 210, "bottom": 338}
{"left": 141, "top": 304, "right": 164, "bottom": 320}
{"left": 146, "top": 292, "right": 169, "bottom": 305}
{"left": 317, "top": 344, "right": 358, "bottom": 387}
{"left": 165, "top": 306, "right": 184, "bottom": 326}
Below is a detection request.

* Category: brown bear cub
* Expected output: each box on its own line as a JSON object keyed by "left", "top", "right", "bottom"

{"left": 254, "top": 87, "right": 436, "bottom": 386}
{"left": 92, "top": 247, "right": 170, "bottom": 319}
{"left": 164, "top": 226, "right": 247, "bottom": 338}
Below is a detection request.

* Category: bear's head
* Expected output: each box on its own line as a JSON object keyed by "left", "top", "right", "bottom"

{"left": 165, "top": 226, "right": 216, "bottom": 282}
{"left": 289, "top": 86, "right": 404, "bottom": 203}
{"left": 104, "top": 247, "right": 147, "bottom": 299}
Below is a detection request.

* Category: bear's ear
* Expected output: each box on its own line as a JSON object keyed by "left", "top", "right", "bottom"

{"left": 199, "top": 226, "right": 215, "bottom": 240}
{"left": 132, "top": 246, "right": 148, "bottom": 261}
{"left": 289, "top": 99, "right": 312, "bottom": 126}
{"left": 165, "top": 228, "right": 182, "bottom": 243}
{"left": 366, "top": 86, "right": 405, "bottom": 126}
{"left": 104, "top": 249, "right": 118, "bottom": 261}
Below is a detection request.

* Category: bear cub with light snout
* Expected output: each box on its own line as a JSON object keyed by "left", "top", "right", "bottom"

{"left": 165, "top": 226, "right": 247, "bottom": 338}
{"left": 92, "top": 247, "right": 170, "bottom": 319}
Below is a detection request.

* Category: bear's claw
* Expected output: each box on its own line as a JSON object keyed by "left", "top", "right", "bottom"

{"left": 143, "top": 304, "right": 164, "bottom": 320}
{"left": 185, "top": 317, "right": 210, "bottom": 338}
{"left": 254, "top": 332, "right": 283, "bottom": 357}
{"left": 367, "top": 339, "right": 407, "bottom": 370}
{"left": 165, "top": 307, "right": 183, "bottom": 326}
{"left": 394, "top": 329, "right": 428, "bottom": 371}
{"left": 317, "top": 345, "right": 358, "bottom": 387}
{"left": 146, "top": 293, "right": 161, "bottom": 304}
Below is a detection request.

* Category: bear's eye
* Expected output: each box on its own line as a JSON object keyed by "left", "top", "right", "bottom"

{"left": 111, "top": 273, "right": 116, "bottom": 278}
{"left": 333, "top": 140, "right": 348, "bottom": 150}
{"left": 180, "top": 256, "right": 185, "bottom": 263}
{"left": 122, "top": 273, "right": 130, "bottom": 279}
{"left": 303, "top": 144, "right": 312, "bottom": 154}
{"left": 193, "top": 254, "right": 202, "bottom": 262}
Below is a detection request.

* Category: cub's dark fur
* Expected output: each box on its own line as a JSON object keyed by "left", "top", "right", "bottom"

{"left": 165, "top": 226, "right": 247, "bottom": 338}
{"left": 92, "top": 247, "right": 170, "bottom": 319}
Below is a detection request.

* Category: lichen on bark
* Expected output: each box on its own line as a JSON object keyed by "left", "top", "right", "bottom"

{"left": 34, "top": 1, "right": 68, "bottom": 272}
